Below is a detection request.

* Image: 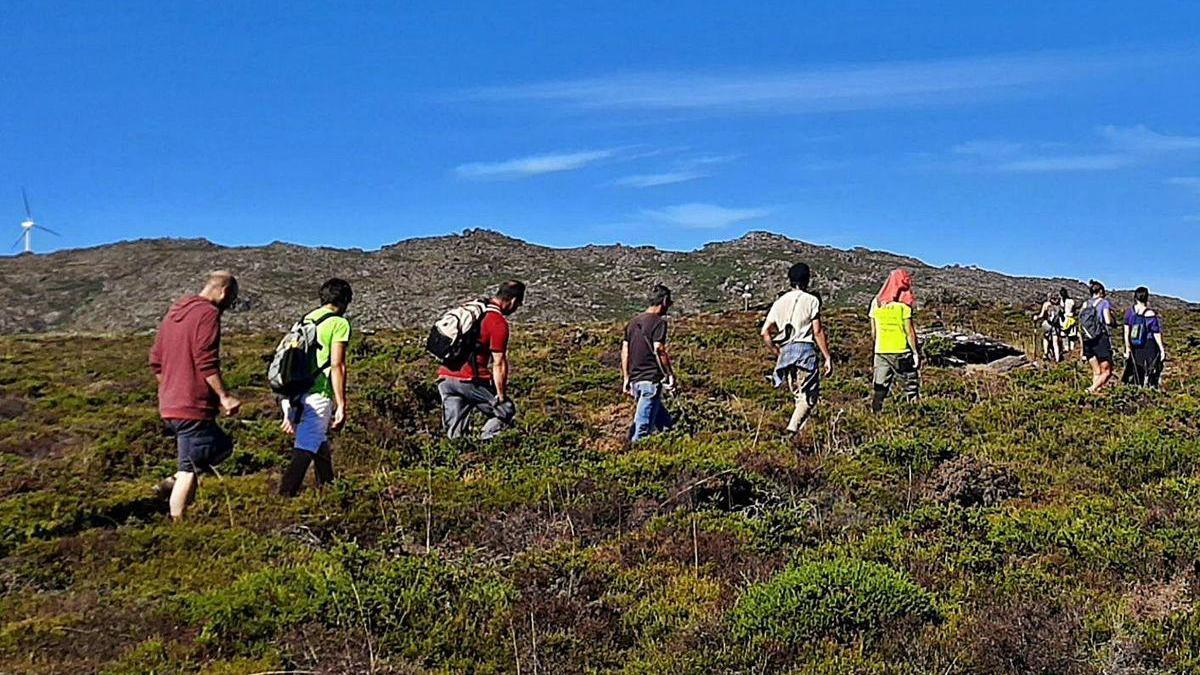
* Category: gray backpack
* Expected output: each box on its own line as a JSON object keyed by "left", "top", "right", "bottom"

{"left": 268, "top": 313, "right": 335, "bottom": 398}
{"left": 1077, "top": 299, "right": 1107, "bottom": 341}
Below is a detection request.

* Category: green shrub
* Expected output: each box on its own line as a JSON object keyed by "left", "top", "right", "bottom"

{"left": 920, "top": 334, "right": 954, "bottom": 363}
{"left": 340, "top": 547, "right": 516, "bottom": 662}
{"left": 99, "top": 638, "right": 175, "bottom": 675}
{"left": 1094, "top": 429, "right": 1200, "bottom": 490}
{"left": 730, "top": 557, "right": 938, "bottom": 644}
{"left": 187, "top": 559, "right": 335, "bottom": 646}
{"left": 185, "top": 543, "right": 515, "bottom": 665}
{"left": 986, "top": 498, "right": 1154, "bottom": 575}
{"left": 619, "top": 569, "right": 723, "bottom": 644}
{"left": 860, "top": 435, "right": 955, "bottom": 471}
{"left": 88, "top": 411, "right": 174, "bottom": 478}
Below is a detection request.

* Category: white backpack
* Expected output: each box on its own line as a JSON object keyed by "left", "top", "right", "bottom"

{"left": 425, "top": 300, "right": 498, "bottom": 369}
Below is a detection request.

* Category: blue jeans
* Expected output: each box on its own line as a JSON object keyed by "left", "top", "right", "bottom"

{"left": 629, "top": 381, "right": 672, "bottom": 442}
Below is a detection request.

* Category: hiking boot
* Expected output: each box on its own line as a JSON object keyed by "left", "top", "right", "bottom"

{"left": 154, "top": 477, "right": 176, "bottom": 501}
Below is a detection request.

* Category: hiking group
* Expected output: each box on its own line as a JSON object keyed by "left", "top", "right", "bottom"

{"left": 149, "top": 267, "right": 1167, "bottom": 519}
{"left": 1034, "top": 280, "right": 1167, "bottom": 392}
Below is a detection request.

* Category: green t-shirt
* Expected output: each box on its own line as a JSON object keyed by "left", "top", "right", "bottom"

{"left": 304, "top": 307, "right": 351, "bottom": 398}
{"left": 870, "top": 301, "right": 912, "bottom": 354}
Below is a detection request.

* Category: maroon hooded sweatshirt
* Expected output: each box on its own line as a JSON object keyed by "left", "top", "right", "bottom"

{"left": 149, "top": 295, "right": 223, "bottom": 420}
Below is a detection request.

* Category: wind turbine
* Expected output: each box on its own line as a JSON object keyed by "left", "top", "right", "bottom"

{"left": 12, "top": 188, "right": 59, "bottom": 254}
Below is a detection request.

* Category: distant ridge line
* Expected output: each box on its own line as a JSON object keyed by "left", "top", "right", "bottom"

{"left": 0, "top": 228, "right": 1191, "bottom": 335}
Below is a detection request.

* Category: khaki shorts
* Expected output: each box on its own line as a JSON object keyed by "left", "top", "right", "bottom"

{"left": 873, "top": 352, "right": 920, "bottom": 400}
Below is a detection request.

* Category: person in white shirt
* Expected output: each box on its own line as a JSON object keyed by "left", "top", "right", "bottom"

{"left": 1059, "top": 288, "right": 1078, "bottom": 352}
{"left": 760, "top": 263, "right": 833, "bottom": 434}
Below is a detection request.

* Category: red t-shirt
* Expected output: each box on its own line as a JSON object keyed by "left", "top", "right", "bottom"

{"left": 437, "top": 307, "right": 510, "bottom": 381}
{"left": 149, "top": 295, "right": 223, "bottom": 420}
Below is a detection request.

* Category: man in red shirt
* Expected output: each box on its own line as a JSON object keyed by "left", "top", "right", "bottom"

{"left": 149, "top": 271, "right": 242, "bottom": 521}
{"left": 437, "top": 280, "right": 525, "bottom": 439}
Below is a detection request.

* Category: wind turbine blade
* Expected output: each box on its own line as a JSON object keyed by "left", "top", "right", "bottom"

{"left": 35, "top": 225, "right": 61, "bottom": 236}
{"left": 21, "top": 188, "right": 32, "bottom": 220}
{"left": 11, "top": 232, "right": 25, "bottom": 250}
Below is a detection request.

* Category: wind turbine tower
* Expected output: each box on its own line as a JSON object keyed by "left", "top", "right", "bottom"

{"left": 12, "top": 189, "right": 59, "bottom": 254}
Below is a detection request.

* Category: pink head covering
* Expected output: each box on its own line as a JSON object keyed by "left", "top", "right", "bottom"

{"left": 877, "top": 269, "right": 915, "bottom": 307}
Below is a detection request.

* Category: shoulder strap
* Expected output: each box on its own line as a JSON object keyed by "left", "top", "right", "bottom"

{"left": 467, "top": 303, "right": 503, "bottom": 383}
{"left": 303, "top": 311, "right": 338, "bottom": 327}
{"left": 787, "top": 291, "right": 805, "bottom": 328}
{"left": 774, "top": 291, "right": 805, "bottom": 344}
{"left": 306, "top": 311, "right": 341, "bottom": 372}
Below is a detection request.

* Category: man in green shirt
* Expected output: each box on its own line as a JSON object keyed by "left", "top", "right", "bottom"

{"left": 869, "top": 272, "right": 921, "bottom": 413}
{"left": 279, "top": 278, "right": 352, "bottom": 496}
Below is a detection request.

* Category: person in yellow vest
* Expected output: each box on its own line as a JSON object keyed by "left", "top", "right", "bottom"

{"left": 869, "top": 269, "right": 920, "bottom": 412}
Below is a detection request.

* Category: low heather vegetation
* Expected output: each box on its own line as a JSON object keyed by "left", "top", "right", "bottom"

{"left": 2, "top": 307, "right": 1199, "bottom": 673}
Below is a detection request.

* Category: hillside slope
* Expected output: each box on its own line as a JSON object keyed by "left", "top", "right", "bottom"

{"left": 2, "top": 308, "right": 1199, "bottom": 672}
{"left": 2, "top": 229, "right": 1180, "bottom": 335}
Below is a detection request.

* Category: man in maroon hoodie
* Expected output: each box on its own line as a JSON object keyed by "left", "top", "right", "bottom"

{"left": 149, "top": 271, "right": 242, "bottom": 521}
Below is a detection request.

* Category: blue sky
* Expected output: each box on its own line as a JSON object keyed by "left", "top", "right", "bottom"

{"left": 2, "top": 1, "right": 1199, "bottom": 299}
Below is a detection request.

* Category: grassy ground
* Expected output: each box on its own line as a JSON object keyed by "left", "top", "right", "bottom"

{"left": 2, "top": 306, "right": 1199, "bottom": 674}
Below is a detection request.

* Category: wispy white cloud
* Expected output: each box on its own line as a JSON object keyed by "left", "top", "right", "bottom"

{"left": 688, "top": 153, "right": 744, "bottom": 165}
{"left": 613, "top": 153, "right": 740, "bottom": 189}
{"left": 455, "top": 149, "right": 617, "bottom": 179}
{"left": 797, "top": 157, "right": 860, "bottom": 172}
{"left": 640, "top": 203, "right": 770, "bottom": 229}
{"left": 458, "top": 49, "right": 1168, "bottom": 114}
{"left": 996, "top": 154, "right": 1133, "bottom": 173}
{"left": 615, "top": 171, "right": 708, "bottom": 188}
{"left": 1166, "top": 176, "right": 1200, "bottom": 194}
{"left": 955, "top": 124, "right": 1200, "bottom": 173}
{"left": 621, "top": 146, "right": 687, "bottom": 161}
{"left": 1100, "top": 125, "right": 1200, "bottom": 153}
{"left": 951, "top": 140, "right": 1026, "bottom": 159}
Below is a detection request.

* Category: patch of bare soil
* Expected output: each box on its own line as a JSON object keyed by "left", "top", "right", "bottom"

{"left": 0, "top": 433, "right": 78, "bottom": 460}
{"left": 0, "top": 396, "right": 28, "bottom": 419}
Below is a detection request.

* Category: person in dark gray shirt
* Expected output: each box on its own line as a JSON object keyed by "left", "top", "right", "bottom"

{"left": 621, "top": 285, "right": 676, "bottom": 442}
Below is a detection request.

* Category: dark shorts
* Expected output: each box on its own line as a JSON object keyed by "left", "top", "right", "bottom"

{"left": 1082, "top": 335, "right": 1113, "bottom": 363}
{"left": 166, "top": 419, "right": 233, "bottom": 473}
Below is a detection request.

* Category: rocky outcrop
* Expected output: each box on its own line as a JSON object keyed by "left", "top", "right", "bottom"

{"left": 920, "top": 329, "right": 1026, "bottom": 367}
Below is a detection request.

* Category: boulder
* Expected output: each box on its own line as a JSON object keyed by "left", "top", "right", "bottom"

{"left": 920, "top": 328, "right": 1025, "bottom": 367}
{"left": 967, "top": 354, "right": 1031, "bottom": 374}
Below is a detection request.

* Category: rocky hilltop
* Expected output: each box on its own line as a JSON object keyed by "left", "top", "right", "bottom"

{"left": 0, "top": 229, "right": 1188, "bottom": 334}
